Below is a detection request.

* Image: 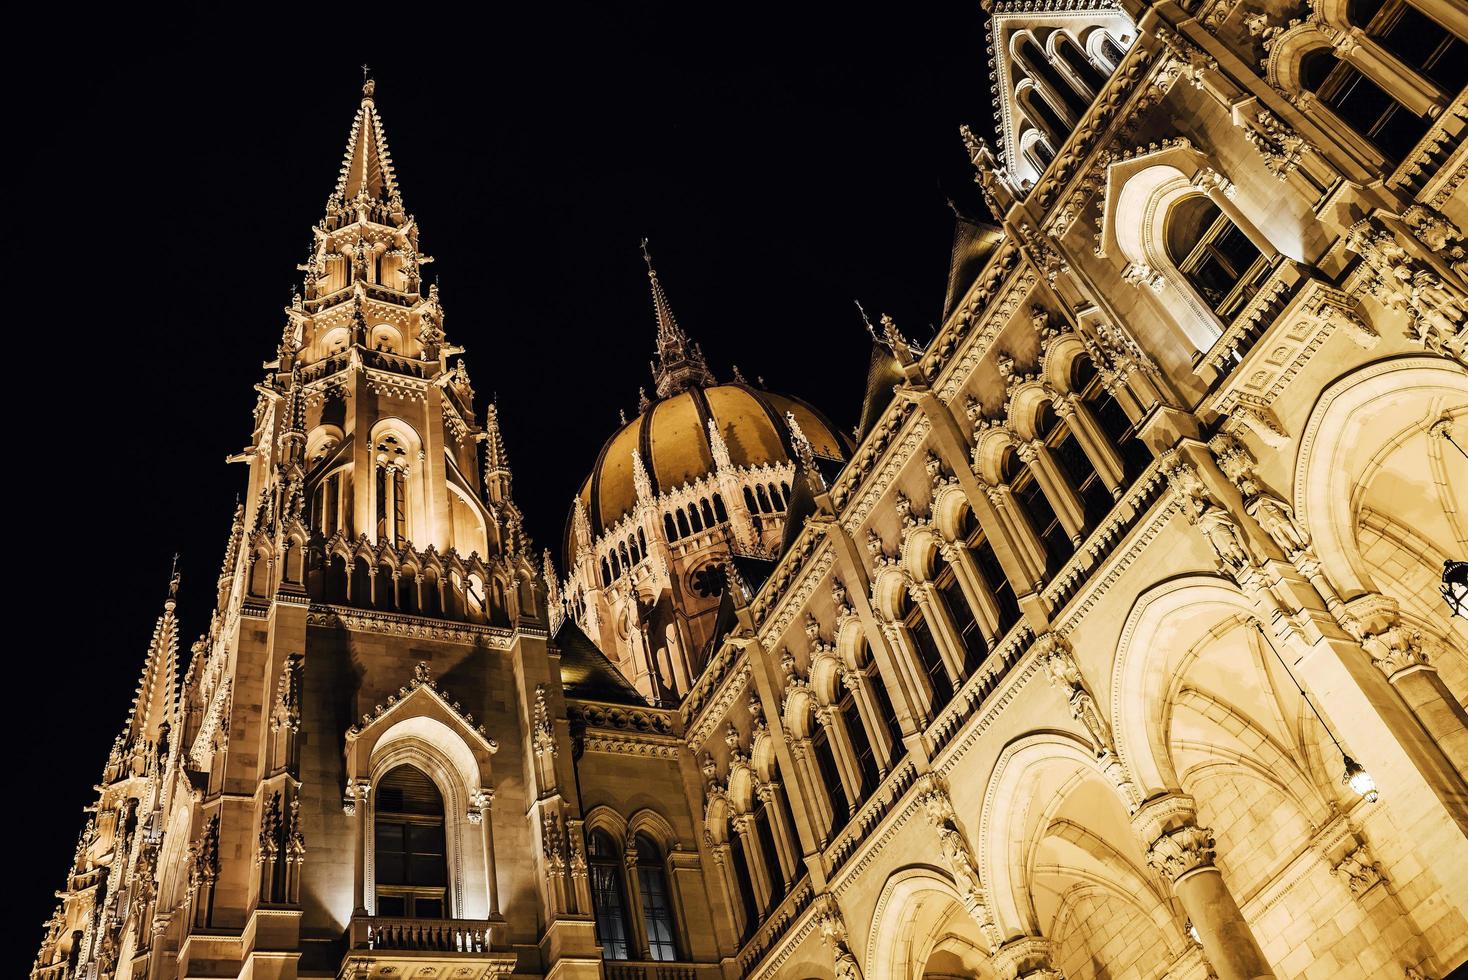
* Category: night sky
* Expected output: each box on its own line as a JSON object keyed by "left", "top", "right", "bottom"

{"left": 12, "top": 5, "right": 993, "bottom": 959}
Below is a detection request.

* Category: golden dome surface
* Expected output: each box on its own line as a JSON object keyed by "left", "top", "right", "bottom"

{"left": 572, "top": 381, "right": 847, "bottom": 541}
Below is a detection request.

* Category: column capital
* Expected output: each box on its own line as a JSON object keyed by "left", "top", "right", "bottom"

{"left": 1132, "top": 794, "right": 1216, "bottom": 883}
{"left": 992, "top": 935, "right": 1063, "bottom": 980}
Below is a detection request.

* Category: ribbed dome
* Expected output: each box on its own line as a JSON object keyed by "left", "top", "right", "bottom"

{"left": 568, "top": 381, "right": 847, "bottom": 552}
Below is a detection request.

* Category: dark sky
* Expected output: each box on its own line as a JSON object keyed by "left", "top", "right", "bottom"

{"left": 12, "top": 4, "right": 992, "bottom": 960}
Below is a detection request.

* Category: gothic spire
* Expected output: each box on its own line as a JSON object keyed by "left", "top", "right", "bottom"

{"left": 483, "top": 400, "right": 513, "bottom": 504}
{"left": 642, "top": 239, "right": 715, "bottom": 398}
{"left": 327, "top": 74, "right": 404, "bottom": 217}
{"left": 110, "top": 561, "right": 182, "bottom": 781}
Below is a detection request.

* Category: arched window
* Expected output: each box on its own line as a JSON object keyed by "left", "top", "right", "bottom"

{"left": 688, "top": 504, "right": 703, "bottom": 533}
{"left": 374, "top": 766, "right": 447, "bottom": 919}
{"left": 634, "top": 835, "right": 679, "bottom": 961}
{"left": 1015, "top": 34, "right": 1088, "bottom": 118}
{"left": 1053, "top": 31, "right": 1108, "bottom": 94}
{"left": 743, "top": 486, "right": 758, "bottom": 515}
{"left": 753, "top": 798, "right": 786, "bottom": 909}
{"left": 1095, "top": 31, "right": 1127, "bottom": 69}
{"left": 937, "top": 557, "right": 988, "bottom": 673}
{"left": 664, "top": 512, "right": 678, "bottom": 540}
{"left": 1017, "top": 83, "right": 1068, "bottom": 150}
{"left": 1165, "top": 196, "right": 1269, "bottom": 321}
{"left": 588, "top": 830, "right": 631, "bottom": 960}
{"left": 713, "top": 493, "right": 728, "bottom": 522}
{"left": 700, "top": 498, "right": 716, "bottom": 527}
{"left": 676, "top": 509, "right": 691, "bottom": 538}
{"left": 1004, "top": 448, "right": 1068, "bottom": 576}
{"left": 374, "top": 434, "right": 410, "bottom": 546}
{"left": 756, "top": 485, "right": 772, "bottom": 513}
{"left": 601, "top": 557, "right": 612, "bottom": 587}
{"left": 313, "top": 470, "right": 344, "bottom": 536}
{"left": 1299, "top": 48, "right": 1429, "bottom": 164}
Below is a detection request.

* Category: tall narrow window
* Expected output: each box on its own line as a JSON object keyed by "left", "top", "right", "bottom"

{"left": 374, "top": 765, "right": 447, "bottom": 919}
{"left": 727, "top": 832, "right": 759, "bottom": 938}
{"left": 754, "top": 802, "right": 786, "bottom": 908}
{"left": 1074, "top": 356, "right": 1152, "bottom": 481}
{"left": 588, "top": 830, "right": 631, "bottom": 960}
{"left": 902, "top": 595, "right": 954, "bottom": 710}
{"left": 939, "top": 572, "right": 987, "bottom": 673}
{"left": 1041, "top": 404, "right": 1111, "bottom": 532}
{"left": 839, "top": 683, "right": 879, "bottom": 795}
{"left": 392, "top": 469, "right": 407, "bottom": 545}
{"left": 1006, "top": 450, "right": 1068, "bottom": 576}
{"left": 635, "top": 835, "right": 679, "bottom": 961}
{"left": 376, "top": 466, "right": 389, "bottom": 542}
{"left": 1349, "top": 0, "right": 1465, "bottom": 92}
{"left": 812, "top": 723, "right": 850, "bottom": 828}
{"left": 969, "top": 534, "right": 1021, "bottom": 634}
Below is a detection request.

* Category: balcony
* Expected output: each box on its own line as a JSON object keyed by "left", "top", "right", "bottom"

{"left": 341, "top": 914, "right": 514, "bottom": 979}
{"left": 604, "top": 962, "right": 713, "bottom": 980}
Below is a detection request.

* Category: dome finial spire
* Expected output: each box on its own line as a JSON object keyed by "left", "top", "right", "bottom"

{"left": 641, "top": 239, "right": 715, "bottom": 398}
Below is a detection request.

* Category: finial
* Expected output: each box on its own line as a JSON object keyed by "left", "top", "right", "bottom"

{"left": 361, "top": 65, "right": 374, "bottom": 99}
{"left": 641, "top": 237, "right": 654, "bottom": 270}
{"left": 168, "top": 553, "right": 181, "bottom": 600}
{"left": 855, "top": 300, "right": 879, "bottom": 341}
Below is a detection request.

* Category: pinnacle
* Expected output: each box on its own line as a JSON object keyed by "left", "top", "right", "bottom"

{"left": 641, "top": 240, "right": 715, "bottom": 398}
{"left": 328, "top": 78, "right": 404, "bottom": 215}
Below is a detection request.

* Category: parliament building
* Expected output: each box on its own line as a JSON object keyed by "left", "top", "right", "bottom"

{"left": 32, "top": 0, "right": 1468, "bottom": 976}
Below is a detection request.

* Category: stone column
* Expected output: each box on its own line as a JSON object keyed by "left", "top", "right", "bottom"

{"left": 992, "top": 936, "right": 1064, "bottom": 980}
{"left": 815, "top": 705, "right": 864, "bottom": 807}
{"left": 910, "top": 582, "right": 968, "bottom": 687}
{"left": 707, "top": 840, "right": 745, "bottom": 940}
{"left": 344, "top": 780, "right": 370, "bottom": 915}
{"left": 470, "top": 789, "right": 499, "bottom": 916}
{"left": 1347, "top": 596, "right": 1468, "bottom": 780}
{"left": 1337, "top": 28, "right": 1448, "bottom": 117}
{"left": 1016, "top": 440, "right": 1086, "bottom": 546}
{"left": 757, "top": 780, "right": 800, "bottom": 884}
{"left": 1133, "top": 795, "right": 1274, "bottom": 980}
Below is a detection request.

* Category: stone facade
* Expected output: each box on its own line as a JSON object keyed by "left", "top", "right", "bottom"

{"left": 32, "top": 0, "right": 1468, "bottom": 976}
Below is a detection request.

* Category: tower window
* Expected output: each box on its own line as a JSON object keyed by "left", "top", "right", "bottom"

{"left": 635, "top": 835, "right": 679, "bottom": 961}
{"left": 588, "top": 830, "right": 631, "bottom": 959}
{"left": 374, "top": 765, "right": 448, "bottom": 919}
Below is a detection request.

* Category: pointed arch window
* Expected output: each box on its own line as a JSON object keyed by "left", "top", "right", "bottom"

{"left": 1004, "top": 448, "right": 1068, "bottom": 576}
{"left": 588, "top": 829, "right": 631, "bottom": 959}
{"left": 900, "top": 593, "right": 954, "bottom": 711}
{"left": 374, "top": 765, "right": 447, "bottom": 919}
{"left": 374, "top": 434, "right": 410, "bottom": 546}
{"left": 634, "top": 834, "right": 679, "bottom": 961}
{"left": 1164, "top": 196, "right": 1270, "bottom": 322}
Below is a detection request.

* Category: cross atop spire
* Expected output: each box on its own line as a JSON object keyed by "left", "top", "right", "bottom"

{"left": 642, "top": 239, "right": 715, "bottom": 398}
{"left": 328, "top": 76, "right": 404, "bottom": 218}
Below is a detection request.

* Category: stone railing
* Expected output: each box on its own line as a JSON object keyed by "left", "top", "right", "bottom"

{"left": 926, "top": 620, "right": 1034, "bottom": 757}
{"left": 1198, "top": 256, "right": 1304, "bottom": 380}
{"left": 737, "top": 876, "right": 813, "bottom": 976}
{"left": 824, "top": 757, "right": 919, "bottom": 874}
{"left": 1041, "top": 456, "right": 1169, "bottom": 614}
{"left": 1387, "top": 88, "right": 1467, "bottom": 205}
{"left": 350, "top": 914, "right": 493, "bottom": 952}
{"left": 31, "top": 965, "right": 69, "bottom": 980}
{"left": 604, "top": 962, "right": 708, "bottom": 980}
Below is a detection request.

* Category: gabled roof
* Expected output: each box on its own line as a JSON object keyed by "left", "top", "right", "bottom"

{"left": 554, "top": 619, "right": 648, "bottom": 707}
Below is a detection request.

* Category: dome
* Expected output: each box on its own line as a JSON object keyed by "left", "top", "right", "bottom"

{"left": 567, "top": 381, "right": 848, "bottom": 554}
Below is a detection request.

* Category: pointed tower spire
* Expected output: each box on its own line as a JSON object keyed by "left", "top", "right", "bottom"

{"left": 109, "top": 560, "right": 182, "bottom": 782}
{"left": 642, "top": 239, "right": 715, "bottom": 398}
{"left": 483, "top": 400, "right": 513, "bottom": 505}
{"left": 327, "top": 72, "right": 405, "bottom": 221}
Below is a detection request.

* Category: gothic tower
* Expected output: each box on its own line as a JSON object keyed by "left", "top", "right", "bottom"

{"left": 34, "top": 80, "right": 722, "bottom": 980}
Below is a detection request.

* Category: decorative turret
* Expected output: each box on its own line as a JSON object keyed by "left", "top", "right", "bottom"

{"left": 326, "top": 75, "right": 406, "bottom": 226}
{"left": 643, "top": 240, "right": 716, "bottom": 397}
